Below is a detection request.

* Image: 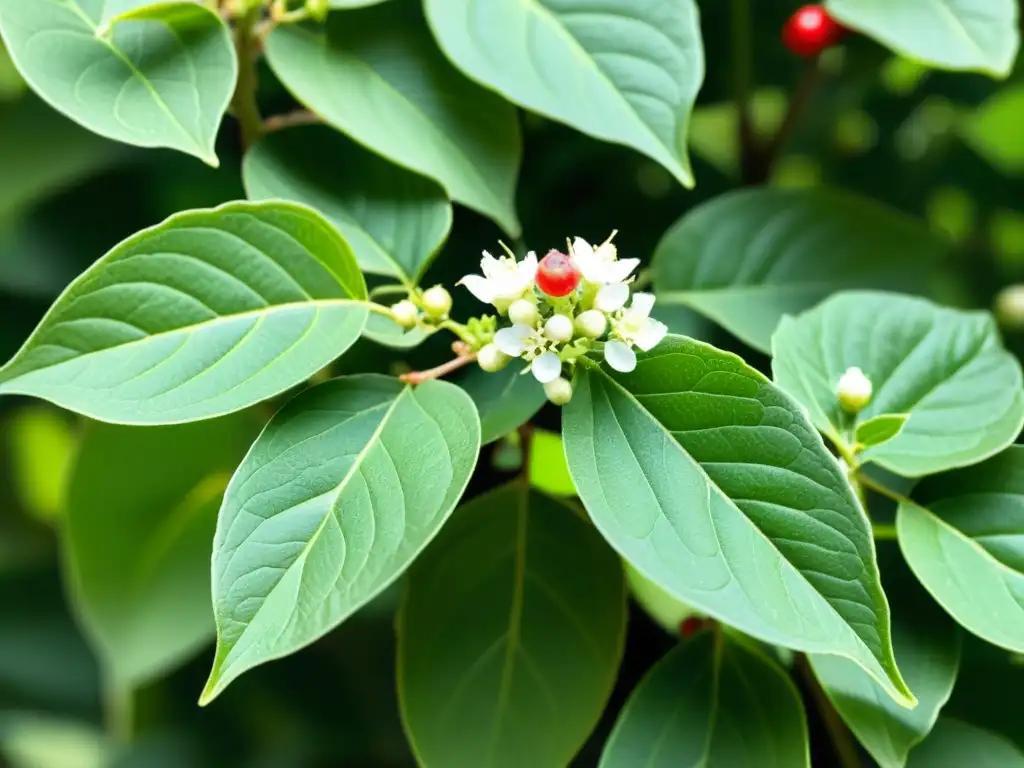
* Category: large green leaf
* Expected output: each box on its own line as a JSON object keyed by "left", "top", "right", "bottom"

{"left": 811, "top": 547, "right": 961, "bottom": 768}
{"left": 653, "top": 189, "right": 945, "bottom": 353}
{"left": 423, "top": 0, "right": 703, "bottom": 188}
{"left": 907, "top": 718, "right": 1024, "bottom": 767}
{"left": 64, "top": 414, "right": 255, "bottom": 689}
{"left": 897, "top": 447, "right": 1024, "bottom": 653}
{"left": 0, "top": 0, "right": 236, "bottom": 164}
{"left": 201, "top": 374, "right": 480, "bottom": 704}
{"left": 563, "top": 335, "right": 912, "bottom": 705}
{"left": 599, "top": 632, "right": 808, "bottom": 767}
{"left": 264, "top": 2, "right": 521, "bottom": 235}
{"left": 826, "top": 0, "right": 1020, "bottom": 79}
{"left": 772, "top": 291, "right": 1024, "bottom": 477}
{"left": 244, "top": 125, "right": 452, "bottom": 286}
{"left": 398, "top": 485, "right": 625, "bottom": 767}
{"left": 961, "top": 84, "right": 1024, "bottom": 174}
{"left": 0, "top": 201, "right": 370, "bottom": 425}
{"left": 458, "top": 361, "right": 546, "bottom": 445}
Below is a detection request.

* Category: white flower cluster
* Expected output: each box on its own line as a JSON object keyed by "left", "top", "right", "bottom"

{"left": 458, "top": 235, "right": 668, "bottom": 404}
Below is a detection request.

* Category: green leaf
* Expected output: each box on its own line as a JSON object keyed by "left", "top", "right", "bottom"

{"left": 244, "top": 125, "right": 452, "bottom": 286}
{"left": 361, "top": 313, "right": 433, "bottom": 350}
{"left": 264, "top": 2, "right": 521, "bottom": 235}
{"left": 201, "top": 374, "right": 480, "bottom": 704}
{"left": 64, "top": 414, "right": 255, "bottom": 688}
{"left": 458, "top": 362, "right": 546, "bottom": 445}
{"left": 6, "top": 406, "right": 75, "bottom": 522}
{"left": 599, "top": 632, "right": 809, "bottom": 767}
{"left": 563, "top": 335, "right": 912, "bottom": 705}
{"left": 826, "top": 0, "right": 1020, "bottom": 79}
{"left": 961, "top": 84, "right": 1024, "bottom": 174}
{"left": 897, "top": 446, "right": 1024, "bottom": 653}
{"left": 856, "top": 414, "right": 910, "bottom": 449}
{"left": 811, "top": 548, "right": 961, "bottom": 768}
{"left": 528, "top": 429, "right": 575, "bottom": 497}
{"left": 423, "top": 0, "right": 703, "bottom": 189}
{"left": 398, "top": 485, "right": 625, "bottom": 768}
{"left": 0, "top": 201, "right": 370, "bottom": 425}
{"left": 907, "top": 718, "right": 1024, "bottom": 767}
{"left": 653, "top": 189, "right": 946, "bottom": 353}
{"left": 0, "top": 714, "right": 108, "bottom": 768}
{"left": 0, "top": 0, "right": 237, "bottom": 164}
{"left": 625, "top": 562, "right": 700, "bottom": 636}
{"left": 772, "top": 291, "right": 1024, "bottom": 477}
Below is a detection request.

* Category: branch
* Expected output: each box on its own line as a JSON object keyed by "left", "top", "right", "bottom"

{"left": 231, "top": 7, "right": 264, "bottom": 151}
{"left": 263, "top": 109, "right": 321, "bottom": 134}
{"left": 400, "top": 342, "right": 476, "bottom": 385}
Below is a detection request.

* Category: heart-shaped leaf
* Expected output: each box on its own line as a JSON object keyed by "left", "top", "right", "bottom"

{"left": 64, "top": 414, "right": 256, "bottom": 689}
{"left": 826, "top": 0, "right": 1020, "bottom": 79}
{"left": 772, "top": 291, "right": 1024, "bottom": 477}
{"left": 458, "top": 361, "right": 546, "bottom": 445}
{"left": 423, "top": 0, "right": 704, "bottom": 188}
{"left": 264, "top": 1, "right": 521, "bottom": 235}
{"left": 398, "top": 485, "right": 625, "bottom": 767}
{"left": 898, "top": 446, "right": 1024, "bottom": 653}
{"left": 201, "top": 374, "right": 480, "bottom": 703}
{"left": 563, "top": 335, "right": 912, "bottom": 705}
{"left": 0, "top": 201, "right": 369, "bottom": 425}
{"left": 653, "top": 189, "right": 945, "bottom": 353}
{"left": 811, "top": 547, "right": 961, "bottom": 768}
{"left": 244, "top": 125, "right": 452, "bottom": 286}
{"left": 0, "top": 0, "right": 236, "bottom": 164}
{"left": 599, "top": 632, "right": 809, "bottom": 767}
{"left": 907, "top": 718, "right": 1024, "bottom": 767}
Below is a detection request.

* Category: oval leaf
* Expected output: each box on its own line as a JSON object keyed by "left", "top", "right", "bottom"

{"left": 826, "top": 0, "right": 1020, "bottom": 79}
{"left": 856, "top": 414, "right": 910, "bottom": 450}
{"left": 898, "top": 446, "right": 1024, "bottom": 653}
{"left": 0, "top": 201, "right": 370, "bottom": 425}
{"left": 424, "top": 0, "right": 704, "bottom": 188}
{"left": 907, "top": 718, "right": 1024, "bottom": 767}
{"left": 264, "top": 2, "right": 521, "bottom": 235}
{"left": 64, "top": 414, "right": 256, "bottom": 689}
{"left": 811, "top": 547, "right": 961, "bottom": 768}
{"left": 563, "top": 335, "right": 912, "bottom": 705}
{"left": 0, "top": 0, "right": 236, "bottom": 164}
{"left": 244, "top": 125, "right": 452, "bottom": 285}
{"left": 599, "top": 632, "right": 809, "bottom": 767}
{"left": 201, "top": 374, "right": 481, "bottom": 704}
{"left": 458, "top": 361, "right": 546, "bottom": 445}
{"left": 653, "top": 189, "right": 946, "bottom": 353}
{"left": 772, "top": 291, "right": 1024, "bottom": 477}
{"left": 398, "top": 485, "right": 625, "bottom": 767}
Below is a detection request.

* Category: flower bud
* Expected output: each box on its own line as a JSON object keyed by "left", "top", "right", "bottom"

{"left": 306, "top": 0, "right": 329, "bottom": 21}
{"left": 995, "top": 284, "right": 1024, "bottom": 331}
{"left": 421, "top": 285, "right": 452, "bottom": 320}
{"left": 575, "top": 309, "right": 607, "bottom": 339}
{"left": 477, "top": 343, "right": 510, "bottom": 373}
{"left": 837, "top": 366, "right": 872, "bottom": 413}
{"left": 508, "top": 298, "right": 540, "bottom": 327}
{"left": 544, "top": 314, "right": 574, "bottom": 343}
{"left": 390, "top": 299, "right": 419, "bottom": 329}
{"left": 544, "top": 377, "right": 573, "bottom": 405}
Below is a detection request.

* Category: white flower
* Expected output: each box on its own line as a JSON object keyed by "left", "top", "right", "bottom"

{"left": 571, "top": 236, "right": 640, "bottom": 286}
{"left": 457, "top": 250, "right": 538, "bottom": 306}
{"left": 837, "top": 366, "right": 872, "bottom": 413}
{"left": 493, "top": 324, "right": 563, "bottom": 383}
{"left": 605, "top": 293, "right": 668, "bottom": 373}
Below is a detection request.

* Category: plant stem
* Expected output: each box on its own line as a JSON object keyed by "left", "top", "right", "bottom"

{"left": 232, "top": 6, "right": 264, "bottom": 151}
{"left": 104, "top": 681, "right": 134, "bottom": 745}
{"left": 756, "top": 56, "right": 824, "bottom": 181}
{"left": 399, "top": 342, "right": 476, "bottom": 385}
{"left": 437, "top": 319, "right": 477, "bottom": 346}
{"left": 731, "top": 0, "right": 757, "bottom": 182}
{"left": 263, "top": 109, "right": 321, "bottom": 134}
{"left": 796, "top": 654, "right": 861, "bottom": 768}
{"left": 872, "top": 523, "right": 898, "bottom": 540}
{"left": 856, "top": 473, "right": 912, "bottom": 506}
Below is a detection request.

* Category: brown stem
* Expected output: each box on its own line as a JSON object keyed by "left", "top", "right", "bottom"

{"left": 400, "top": 342, "right": 476, "bottom": 385}
{"left": 796, "top": 654, "right": 861, "bottom": 768}
{"left": 231, "top": 7, "right": 264, "bottom": 151}
{"left": 748, "top": 57, "right": 824, "bottom": 184}
{"left": 263, "top": 109, "right": 321, "bottom": 134}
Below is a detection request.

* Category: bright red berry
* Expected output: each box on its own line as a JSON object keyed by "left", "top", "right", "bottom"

{"left": 782, "top": 5, "right": 846, "bottom": 58}
{"left": 536, "top": 249, "right": 581, "bottom": 298}
{"left": 679, "top": 617, "right": 707, "bottom": 639}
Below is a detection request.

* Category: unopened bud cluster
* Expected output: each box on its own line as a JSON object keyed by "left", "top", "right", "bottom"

{"left": 388, "top": 284, "right": 453, "bottom": 330}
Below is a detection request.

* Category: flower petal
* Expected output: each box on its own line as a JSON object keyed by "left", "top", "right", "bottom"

{"left": 595, "top": 282, "right": 629, "bottom": 313}
{"left": 571, "top": 237, "right": 604, "bottom": 283}
{"left": 494, "top": 324, "right": 533, "bottom": 356}
{"left": 630, "top": 292, "right": 656, "bottom": 318}
{"left": 457, "top": 274, "right": 494, "bottom": 304}
{"left": 607, "top": 257, "right": 640, "bottom": 284}
{"left": 531, "top": 351, "right": 562, "bottom": 383}
{"left": 480, "top": 250, "right": 500, "bottom": 279}
{"left": 604, "top": 340, "right": 637, "bottom": 373}
{"left": 634, "top": 319, "right": 668, "bottom": 352}
{"left": 521, "top": 250, "right": 539, "bottom": 279}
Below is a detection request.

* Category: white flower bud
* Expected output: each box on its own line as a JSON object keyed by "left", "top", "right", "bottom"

{"left": 995, "top": 284, "right": 1024, "bottom": 331}
{"left": 508, "top": 298, "right": 540, "bottom": 326}
{"left": 837, "top": 366, "right": 873, "bottom": 413}
{"left": 544, "top": 314, "right": 574, "bottom": 343}
{"left": 421, "top": 285, "right": 452, "bottom": 320}
{"left": 306, "top": 0, "right": 329, "bottom": 21}
{"left": 544, "top": 377, "right": 573, "bottom": 405}
{"left": 575, "top": 309, "right": 607, "bottom": 339}
{"left": 390, "top": 299, "right": 419, "bottom": 329}
{"left": 477, "top": 343, "right": 510, "bottom": 373}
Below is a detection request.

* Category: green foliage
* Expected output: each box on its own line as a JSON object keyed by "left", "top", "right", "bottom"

{"left": 458, "top": 362, "right": 546, "bottom": 446}
{"left": 906, "top": 718, "right": 1024, "bottom": 767}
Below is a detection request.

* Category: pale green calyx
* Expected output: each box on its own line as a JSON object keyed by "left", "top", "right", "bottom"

{"left": 837, "top": 366, "right": 873, "bottom": 413}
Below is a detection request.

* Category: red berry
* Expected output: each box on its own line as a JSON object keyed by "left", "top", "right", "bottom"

{"left": 536, "top": 249, "right": 581, "bottom": 298}
{"left": 679, "top": 617, "right": 706, "bottom": 639}
{"left": 782, "top": 4, "right": 846, "bottom": 58}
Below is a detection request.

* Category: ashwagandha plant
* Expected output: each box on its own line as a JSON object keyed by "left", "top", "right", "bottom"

{"left": 1, "top": 0, "right": 1023, "bottom": 765}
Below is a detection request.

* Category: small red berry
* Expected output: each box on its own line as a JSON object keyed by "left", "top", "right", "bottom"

{"left": 536, "top": 249, "right": 581, "bottom": 298}
{"left": 679, "top": 617, "right": 707, "bottom": 639}
{"left": 782, "top": 4, "right": 846, "bottom": 58}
